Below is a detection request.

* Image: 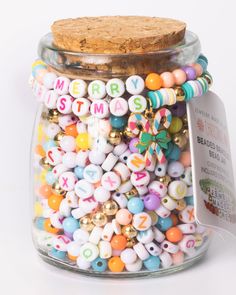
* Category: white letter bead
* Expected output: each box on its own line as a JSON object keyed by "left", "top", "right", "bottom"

{"left": 89, "top": 226, "right": 103, "bottom": 245}
{"left": 76, "top": 150, "right": 89, "bottom": 167}
{"left": 120, "top": 249, "right": 137, "bottom": 264}
{"left": 67, "top": 241, "right": 81, "bottom": 257}
{"left": 160, "top": 251, "right": 173, "bottom": 268}
{"left": 56, "top": 95, "right": 73, "bottom": 114}
{"left": 101, "top": 222, "right": 114, "bottom": 241}
{"left": 71, "top": 207, "right": 86, "bottom": 219}
{"left": 46, "top": 147, "right": 64, "bottom": 166}
{"left": 137, "top": 228, "right": 154, "bottom": 244}
{"left": 130, "top": 170, "right": 150, "bottom": 187}
{"left": 109, "top": 97, "right": 128, "bottom": 116}
{"left": 101, "top": 172, "right": 121, "bottom": 191}
{"left": 106, "top": 78, "right": 125, "bottom": 98}
{"left": 125, "top": 75, "right": 145, "bottom": 95}
{"left": 65, "top": 191, "right": 78, "bottom": 208}
{"left": 161, "top": 240, "right": 180, "bottom": 254}
{"left": 43, "top": 72, "right": 58, "bottom": 89}
{"left": 44, "top": 90, "right": 58, "bottom": 109}
{"left": 133, "top": 243, "right": 150, "bottom": 260}
{"left": 74, "top": 179, "right": 94, "bottom": 199}
{"left": 80, "top": 242, "right": 99, "bottom": 262}
{"left": 83, "top": 164, "right": 103, "bottom": 183}
{"left": 76, "top": 256, "right": 91, "bottom": 270}
{"left": 125, "top": 259, "right": 143, "bottom": 272}
{"left": 155, "top": 162, "right": 168, "bottom": 177}
{"left": 54, "top": 76, "right": 70, "bottom": 95}
{"left": 52, "top": 235, "right": 71, "bottom": 252}
{"left": 72, "top": 98, "right": 90, "bottom": 116}
{"left": 117, "top": 180, "right": 133, "bottom": 194}
{"left": 69, "top": 79, "right": 87, "bottom": 98}
{"left": 99, "top": 241, "right": 112, "bottom": 259}
{"left": 132, "top": 212, "right": 152, "bottom": 231}
{"left": 155, "top": 204, "right": 171, "bottom": 218}
{"left": 127, "top": 153, "right": 145, "bottom": 172}
{"left": 161, "top": 195, "right": 177, "bottom": 211}
{"left": 178, "top": 205, "right": 195, "bottom": 223}
{"left": 177, "top": 224, "right": 196, "bottom": 234}
{"left": 113, "top": 142, "right": 128, "bottom": 156}
{"left": 128, "top": 95, "right": 147, "bottom": 113}
{"left": 60, "top": 136, "right": 76, "bottom": 152}
{"left": 94, "top": 187, "right": 111, "bottom": 203}
{"left": 148, "top": 181, "right": 167, "bottom": 198}
{"left": 59, "top": 171, "right": 77, "bottom": 191}
{"left": 168, "top": 180, "right": 187, "bottom": 200}
{"left": 113, "top": 162, "right": 131, "bottom": 182}
{"left": 73, "top": 228, "right": 89, "bottom": 245}
{"left": 145, "top": 242, "right": 162, "bottom": 256}
{"left": 88, "top": 150, "right": 106, "bottom": 165}
{"left": 88, "top": 80, "right": 106, "bottom": 100}
{"left": 101, "top": 153, "right": 119, "bottom": 171}
{"left": 50, "top": 212, "right": 64, "bottom": 229}
{"left": 59, "top": 199, "right": 71, "bottom": 217}
{"left": 178, "top": 235, "right": 196, "bottom": 253}
{"left": 52, "top": 164, "right": 68, "bottom": 179}
{"left": 46, "top": 123, "right": 61, "bottom": 139}
{"left": 112, "top": 192, "right": 128, "bottom": 208}
{"left": 153, "top": 227, "right": 166, "bottom": 243}
{"left": 90, "top": 100, "right": 109, "bottom": 118}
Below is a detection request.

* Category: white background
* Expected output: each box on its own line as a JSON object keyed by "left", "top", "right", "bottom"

{"left": 1, "top": 0, "right": 236, "bottom": 294}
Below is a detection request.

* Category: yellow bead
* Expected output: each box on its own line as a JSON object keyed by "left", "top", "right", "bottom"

{"left": 80, "top": 216, "right": 94, "bottom": 231}
{"left": 102, "top": 200, "right": 118, "bottom": 216}
{"left": 34, "top": 201, "right": 43, "bottom": 217}
{"left": 92, "top": 212, "right": 108, "bottom": 227}
{"left": 168, "top": 117, "right": 183, "bottom": 134}
{"left": 108, "top": 130, "right": 122, "bottom": 145}
{"left": 76, "top": 133, "right": 90, "bottom": 150}
{"left": 39, "top": 170, "right": 47, "bottom": 183}
{"left": 122, "top": 224, "right": 137, "bottom": 238}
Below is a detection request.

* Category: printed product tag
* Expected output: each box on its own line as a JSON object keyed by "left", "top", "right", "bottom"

{"left": 187, "top": 91, "right": 236, "bottom": 236}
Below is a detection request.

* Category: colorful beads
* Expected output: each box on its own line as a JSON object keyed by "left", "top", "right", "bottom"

{"left": 145, "top": 73, "right": 163, "bottom": 90}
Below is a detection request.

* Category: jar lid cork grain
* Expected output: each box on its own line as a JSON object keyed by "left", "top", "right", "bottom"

{"left": 51, "top": 16, "right": 186, "bottom": 54}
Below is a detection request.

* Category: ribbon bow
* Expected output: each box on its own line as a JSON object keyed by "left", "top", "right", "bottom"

{"left": 136, "top": 130, "right": 171, "bottom": 166}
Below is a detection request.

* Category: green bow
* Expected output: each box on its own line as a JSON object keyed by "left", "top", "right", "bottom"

{"left": 136, "top": 130, "right": 171, "bottom": 154}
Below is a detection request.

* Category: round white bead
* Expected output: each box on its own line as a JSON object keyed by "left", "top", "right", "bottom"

{"left": 120, "top": 249, "right": 137, "bottom": 264}
{"left": 94, "top": 186, "right": 111, "bottom": 203}
{"left": 167, "top": 161, "right": 185, "bottom": 178}
{"left": 75, "top": 150, "right": 89, "bottom": 167}
{"left": 148, "top": 181, "right": 168, "bottom": 198}
{"left": 69, "top": 79, "right": 87, "bottom": 98}
{"left": 101, "top": 172, "right": 121, "bottom": 191}
{"left": 161, "top": 240, "right": 180, "bottom": 254}
{"left": 59, "top": 171, "right": 77, "bottom": 191}
{"left": 113, "top": 162, "right": 131, "bottom": 182}
{"left": 109, "top": 97, "right": 128, "bottom": 116}
{"left": 137, "top": 228, "right": 154, "bottom": 244}
{"left": 83, "top": 164, "right": 103, "bottom": 184}
{"left": 44, "top": 90, "right": 58, "bottom": 109}
{"left": 45, "top": 123, "right": 61, "bottom": 139}
{"left": 65, "top": 191, "right": 78, "bottom": 208}
{"left": 125, "top": 75, "right": 145, "bottom": 95}
{"left": 133, "top": 242, "right": 150, "bottom": 260}
{"left": 72, "top": 98, "right": 91, "bottom": 117}
{"left": 56, "top": 95, "right": 73, "bottom": 114}
{"left": 112, "top": 192, "right": 128, "bottom": 208}
{"left": 80, "top": 242, "right": 99, "bottom": 262}
{"left": 54, "top": 76, "right": 70, "bottom": 95}
{"left": 160, "top": 251, "right": 173, "bottom": 268}
{"left": 60, "top": 136, "right": 76, "bottom": 152}
{"left": 88, "top": 80, "right": 106, "bottom": 99}
{"left": 101, "top": 153, "right": 119, "bottom": 172}
{"left": 125, "top": 259, "right": 143, "bottom": 272}
{"left": 113, "top": 142, "right": 128, "bottom": 156}
{"left": 43, "top": 72, "right": 58, "bottom": 89}
{"left": 52, "top": 235, "right": 71, "bottom": 252}
{"left": 106, "top": 78, "right": 125, "bottom": 98}
{"left": 67, "top": 241, "right": 81, "bottom": 257}
{"left": 127, "top": 153, "right": 145, "bottom": 172}
{"left": 130, "top": 170, "right": 150, "bottom": 187}
{"left": 154, "top": 161, "right": 168, "bottom": 177}
{"left": 99, "top": 241, "right": 112, "bottom": 259}
{"left": 168, "top": 180, "right": 187, "bottom": 199}
{"left": 76, "top": 256, "right": 91, "bottom": 270}
{"left": 155, "top": 204, "right": 171, "bottom": 218}
{"left": 89, "top": 150, "right": 106, "bottom": 165}
{"left": 145, "top": 242, "right": 162, "bottom": 256}
{"left": 46, "top": 147, "right": 64, "bottom": 166}
{"left": 132, "top": 212, "right": 152, "bottom": 231}
{"left": 89, "top": 226, "right": 103, "bottom": 245}
{"left": 73, "top": 229, "right": 89, "bottom": 245}
{"left": 90, "top": 100, "right": 109, "bottom": 119}
{"left": 128, "top": 95, "right": 147, "bottom": 113}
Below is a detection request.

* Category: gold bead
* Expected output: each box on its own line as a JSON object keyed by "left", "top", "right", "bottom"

{"left": 181, "top": 127, "right": 189, "bottom": 139}
{"left": 80, "top": 216, "right": 95, "bottom": 232}
{"left": 92, "top": 212, "right": 108, "bottom": 227}
{"left": 172, "top": 133, "right": 188, "bottom": 149}
{"left": 182, "top": 114, "right": 188, "bottom": 126}
{"left": 158, "top": 175, "right": 171, "bottom": 186}
{"left": 146, "top": 211, "right": 159, "bottom": 225}
{"left": 175, "top": 199, "right": 187, "bottom": 211}
{"left": 122, "top": 224, "right": 137, "bottom": 239}
{"left": 126, "top": 238, "right": 137, "bottom": 248}
{"left": 108, "top": 130, "right": 122, "bottom": 145}
{"left": 102, "top": 200, "right": 118, "bottom": 216}
{"left": 144, "top": 109, "right": 154, "bottom": 120}
{"left": 202, "top": 72, "right": 213, "bottom": 88}
{"left": 125, "top": 187, "right": 138, "bottom": 200}
{"left": 123, "top": 126, "right": 136, "bottom": 139}
{"left": 52, "top": 182, "right": 66, "bottom": 196}
{"left": 39, "top": 157, "right": 53, "bottom": 170}
{"left": 54, "top": 131, "right": 65, "bottom": 144}
{"left": 48, "top": 109, "right": 60, "bottom": 123}
{"left": 174, "top": 86, "right": 185, "bottom": 101}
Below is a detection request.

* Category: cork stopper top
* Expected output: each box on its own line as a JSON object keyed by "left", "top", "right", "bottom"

{"left": 51, "top": 16, "right": 186, "bottom": 54}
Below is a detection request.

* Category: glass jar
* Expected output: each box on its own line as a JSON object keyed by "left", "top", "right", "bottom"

{"left": 30, "top": 29, "right": 212, "bottom": 278}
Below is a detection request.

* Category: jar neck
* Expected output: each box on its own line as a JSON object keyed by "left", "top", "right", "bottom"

{"left": 38, "top": 31, "right": 201, "bottom": 80}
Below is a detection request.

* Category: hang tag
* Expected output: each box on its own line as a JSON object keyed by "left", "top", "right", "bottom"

{"left": 187, "top": 91, "right": 236, "bottom": 236}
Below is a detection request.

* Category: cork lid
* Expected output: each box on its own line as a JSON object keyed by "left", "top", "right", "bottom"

{"left": 51, "top": 16, "right": 186, "bottom": 54}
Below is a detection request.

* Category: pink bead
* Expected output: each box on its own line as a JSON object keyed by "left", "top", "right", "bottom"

{"left": 179, "top": 151, "right": 191, "bottom": 167}
{"left": 172, "top": 69, "right": 187, "bottom": 85}
{"left": 172, "top": 251, "right": 184, "bottom": 265}
{"left": 115, "top": 209, "right": 132, "bottom": 225}
{"left": 191, "top": 63, "right": 203, "bottom": 77}
{"left": 160, "top": 72, "right": 175, "bottom": 88}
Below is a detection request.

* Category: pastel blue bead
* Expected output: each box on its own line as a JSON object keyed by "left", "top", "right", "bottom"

{"left": 46, "top": 171, "right": 56, "bottom": 185}
{"left": 127, "top": 197, "right": 144, "bottom": 214}
{"left": 144, "top": 255, "right": 161, "bottom": 271}
{"left": 43, "top": 140, "right": 56, "bottom": 151}
{"left": 110, "top": 115, "right": 127, "bottom": 130}
{"left": 156, "top": 216, "right": 173, "bottom": 231}
{"left": 62, "top": 217, "right": 80, "bottom": 233}
{"left": 74, "top": 166, "right": 84, "bottom": 179}
{"left": 185, "top": 196, "right": 194, "bottom": 205}
{"left": 91, "top": 257, "right": 108, "bottom": 272}
{"left": 50, "top": 248, "right": 66, "bottom": 260}
{"left": 35, "top": 217, "right": 45, "bottom": 230}
{"left": 32, "top": 64, "right": 47, "bottom": 77}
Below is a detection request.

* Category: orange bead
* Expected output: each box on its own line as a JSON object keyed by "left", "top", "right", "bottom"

{"left": 170, "top": 213, "right": 179, "bottom": 226}
{"left": 108, "top": 256, "right": 125, "bottom": 272}
{"left": 145, "top": 73, "right": 163, "bottom": 90}
{"left": 39, "top": 184, "right": 52, "bottom": 199}
{"left": 35, "top": 144, "right": 46, "bottom": 157}
{"left": 44, "top": 218, "right": 60, "bottom": 234}
{"left": 65, "top": 124, "right": 78, "bottom": 137}
{"left": 166, "top": 227, "right": 183, "bottom": 243}
{"left": 110, "top": 234, "right": 127, "bottom": 250}
{"left": 68, "top": 253, "right": 77, "bottom": 261}
{"left": 48, "top": 194, "right": 64, "bottom": 211}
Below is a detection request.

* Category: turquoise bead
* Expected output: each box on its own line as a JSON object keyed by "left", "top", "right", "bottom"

{"left": 62, "top": 217, "right": 80, "bottom": 233}
{"left": 50, "top": 248, "right": 66, "bottom": 260}
{"left": 144, "top": 255, "right": 161, "bottom": 271}
{"left": 74, "top": 166, "right": 84, "bottom": 179}
{"left": 182, "top": 82, "right": 194, "bottom": 101}
{"left": 197, "top": 54, "right": 208, "bottom": 72}
{"left": 35, "top": 217, "right": 45, "bottom": 230}
{"left": 165, "top": 142, "right": 180, "bottom": 161}
{"left": 127, "top": 197, "right": 144, "bottom": 214}
{"left": 185, "top": 196, "right": 194, "bottom": 206}
{"left": 91, "top": 257, "right": 108, "bottom": 272}
{"left": 110, "top": 115, "right": 127, "bottom": 130}
{"left": 156, "top": 216, "right": 173, "bottom": 231}
{"left": 46, "top": 171, "right": 56, "bottom": 185}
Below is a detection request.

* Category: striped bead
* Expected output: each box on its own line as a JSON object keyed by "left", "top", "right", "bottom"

{"left": 196, "top": 54, "right": 208, "bottom": 73}
{"left": 147, "top": 88, "right": 176, "bottom": 109}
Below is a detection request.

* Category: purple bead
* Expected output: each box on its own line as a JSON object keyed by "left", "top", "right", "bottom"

{"left": 169, "top": 102, "right": 186, "bottom": 117}
{"left": 129, "top": 138, "right": 139, "bottom": 153}
{"left": 182, "top": 66, "right": 196, "bottom": 80}
{"left": 143, "top": 194, "right": 161, "bottom": 210}
{"left": 64, "top": 231, "right": 73, "bottom": 239}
